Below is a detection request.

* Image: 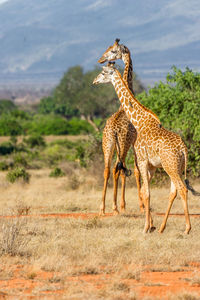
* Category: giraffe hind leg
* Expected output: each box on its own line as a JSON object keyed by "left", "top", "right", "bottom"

{"left": 120, "top": 163, "right": 126, "bottom": 212}
{"left": 100, "top": 166, "right": 110, "bottom": 215}
{"left": 112, "top": 162, "right": 120, "bottom": 214}
{"left": 159, "top": 175, "right": 191, "bottom": 234}
{"left": 158, "top": 180, "right": 177, "bottom": 233}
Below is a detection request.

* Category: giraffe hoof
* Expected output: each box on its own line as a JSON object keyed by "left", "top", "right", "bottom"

{"left": 143, "top": 228, "right": 149, "bottom": 234}
{"left": 184, "top": 227, "right": 191, "bottom": 234}
{"left": 99, "top": 211, "right": 105, "bottom": 216}
{"left": 113, "top": 210, "right": 119, "bottom": 216}
{"left": 149, "top": 226, "right": 156, "bottom": 233}
{"left": 158, "top": 228, "right": 164, "bottom": 234}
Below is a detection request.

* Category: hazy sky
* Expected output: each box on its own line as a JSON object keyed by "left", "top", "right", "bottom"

{"left": 0, "top": 0, "right": 9, "bottom": 4}
{"left": 0, "top": 0, "right": 200, "bottom": 84}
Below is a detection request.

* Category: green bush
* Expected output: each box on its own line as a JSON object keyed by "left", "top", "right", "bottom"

{"left": 25, "top": 115, "right": 93, "bottom": 135}
{"left": 67, "top": 118, "right": 94, "bottom": 135}
{"left": 49, "top": 139, "right": 77, "bottom": 149}
{"left": 0, "top": 116, "right": 23, "bottom": 136}
{"left": 6, "top": 167, "right": 30, "bottom": 183}
{"left": 0, "top": 161, "right": 10, "bottom": 171}
{"left": 24, "top": 135, "right": 46, "bottom": 148}
{"left": 138, "top": 67, "right": 200, "bottom": 176}
{"left": 43, "top": 144, "right": 64, "bottom": 165}
{"left": 0, "top": 99, "right": 16, "bottom": 114}
{"left": 0, "top": 141, "right": 15, "bottom": 155}
{"left": 75, "top": 145, "right": 87, "bottom": 167}
{"left": 13, "top": 153, "right": 28, "bottom": 168}
{"left": 49, "top": 167, "right": 65, "bottom": 178}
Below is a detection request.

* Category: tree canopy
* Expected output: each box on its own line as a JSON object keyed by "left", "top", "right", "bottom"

{"left": 38, "top": 65, "right": 145, "bottom": 124}
{"left": 138, "top": 66, "right": 200, "bottom": 175}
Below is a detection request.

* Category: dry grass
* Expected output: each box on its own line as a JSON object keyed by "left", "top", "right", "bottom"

{"left": 0, "top": 167, "right": 199, "bottom": 298}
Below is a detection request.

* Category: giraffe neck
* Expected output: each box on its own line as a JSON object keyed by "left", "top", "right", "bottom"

{"left": 122, "top": 52, "right": 134, "bottom": 94}
{"left": 112, "top": 70, "right": 160, "bottom": 131}
{"left": 119, "top": 47, "right": 133, "bottom": 111}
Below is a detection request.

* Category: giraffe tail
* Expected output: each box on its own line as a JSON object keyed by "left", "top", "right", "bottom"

{"left": 185, "top": 179, "right": 200, "bottom": 196}
{"left": 183, "top": 148, "right": 200, "bottom": 196}
{"left": 114, "top": 132, "right": 132, "bottom": 177}
{"left": 116, "top": 162, "right": 132, "bottom": 177}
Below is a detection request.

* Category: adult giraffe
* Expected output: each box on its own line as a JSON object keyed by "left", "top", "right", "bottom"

{"left": 98, "top": 39, "right": 143, "bottom": 216}
{"left": 93, "top": 63, "right": 200, "bottom": 234}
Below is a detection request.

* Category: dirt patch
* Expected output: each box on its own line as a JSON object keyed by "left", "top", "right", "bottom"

{"left": 0, "top": 263, "right": 200, "bottom": 299}
{"left": 0, "top": 212, "right": 200, "bottom": 220}
{"left": 0, "top": 212, "right": 200, "bottom": 299}
{"left": 0, "top": 177, "right": 199, "bottom": 299}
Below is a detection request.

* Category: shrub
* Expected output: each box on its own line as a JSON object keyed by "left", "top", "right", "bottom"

{"left": 67, "top": 118, "right": 94, "bottom": 135}
{"left": 25, "top": 115, "right": 94, "bottom": 135}
{"left": 6, "top": 167, "right": 30, "bottom": 183}
{"left": 24, "top": 135, "right": 46, "bottom": 148}
{"left": 0, "top": 99, "right": 16, "bottom": 114}
{"left": 0, "top": 218, "right": 31, "bottom": 256}
{"left": 138, "top": 67, "right": 200, "bottom": 176}
{"left": 0, "top": 115, "right": 23, "bottom": 136}
{"left": 0, "top": 141, "right": 15, "bottom": 155}
{"left": 75, "top": 145, "right": 87, "bottom": 167}
{"left": 49, "top": 167, "right": 65, "bottom": 178}
{"left": 0, "top": 161, "right": 9, "bottom": 171}
{"left": 13, "top": 153, "right": 29, "bottom": 168}
{"left": 26, "top": 115, "right": 69, "bottom": 135}
{"left": 68, "top": 175, "right": 80, "bottom": 190}
{"left": 49, "top": 139, "right": 77, "bottom": 149}
{"left": 43, "top": 144, "right": 63, "bottom": 165}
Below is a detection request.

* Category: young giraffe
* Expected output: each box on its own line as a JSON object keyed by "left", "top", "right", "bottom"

{"left": 98, "top": 39, "right": 143, "bottom": 215}
{"left": 93, "top": 63, "right": 199, "bottom": 234}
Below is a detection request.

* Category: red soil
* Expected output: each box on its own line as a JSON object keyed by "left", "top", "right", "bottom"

{"left": 1, "top": 212, "right": 200, "bottom": 219}
{"left": 0, "top": 263, "right": 200, "bottom": 299}
{"left": 0, "top": 212, "right": 200, "bottom": 299}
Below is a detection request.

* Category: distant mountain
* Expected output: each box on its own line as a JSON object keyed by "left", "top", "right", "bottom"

{"left": 0, "top": 0, "right": 200, "bottom": 87}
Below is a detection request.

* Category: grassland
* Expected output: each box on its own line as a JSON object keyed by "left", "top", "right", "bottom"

{"left": 0, "top": 162, "right": 199, "bottom": 298}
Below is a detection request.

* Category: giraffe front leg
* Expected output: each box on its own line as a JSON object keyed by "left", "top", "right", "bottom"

{"left": 138, "top": 161, "right": 152, "bottom": 233}
{"left": 158, "top": 180, "right": 177, "bottom": 233}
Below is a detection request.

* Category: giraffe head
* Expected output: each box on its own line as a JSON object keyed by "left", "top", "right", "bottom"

{"left": 98, "top": 38, "right": 129, "bottom": 64}
{"left": 93, "top": 62, "right": 116, "bottom": 85}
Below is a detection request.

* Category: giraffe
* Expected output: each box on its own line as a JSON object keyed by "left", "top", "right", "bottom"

{"left": 98, "top": 39, "right": 144, "bottom": 216}
{"left": 93, "top": 63, "right": 199, "bottom": 234}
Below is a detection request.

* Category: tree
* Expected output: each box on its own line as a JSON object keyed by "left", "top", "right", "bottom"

{"left": 138, "top": 66, "right": 200, "bottom": 176}
{"left": 37, "top": 65, "right": 145, "bottom": 131}
{"left": 0, "top": 99, "right": 16, "bottom": 115}
{"left": 52, "top": 66, "right": 119, "bottom": 131}
{"left": 38, "top": 96, "right": 56, "bottom": 114}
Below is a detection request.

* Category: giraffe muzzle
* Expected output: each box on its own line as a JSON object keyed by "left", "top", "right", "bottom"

{"left": 98, "top": 56, "right": 106, "bottom": 64}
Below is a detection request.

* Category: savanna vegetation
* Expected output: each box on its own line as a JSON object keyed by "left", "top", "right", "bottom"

{"left": 0, "top": 65, "right": 199, "bottom": 179}
{"left": 0, "top": 66, "right": 199, "bottom": 298}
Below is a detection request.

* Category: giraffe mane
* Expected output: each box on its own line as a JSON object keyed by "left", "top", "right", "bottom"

{"left": 114, "top": 69, "right": 160, "bottom": 123}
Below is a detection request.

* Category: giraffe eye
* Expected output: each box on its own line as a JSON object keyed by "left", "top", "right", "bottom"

{"left": 111, "top": 50, "right": 117, "bottom": 54}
